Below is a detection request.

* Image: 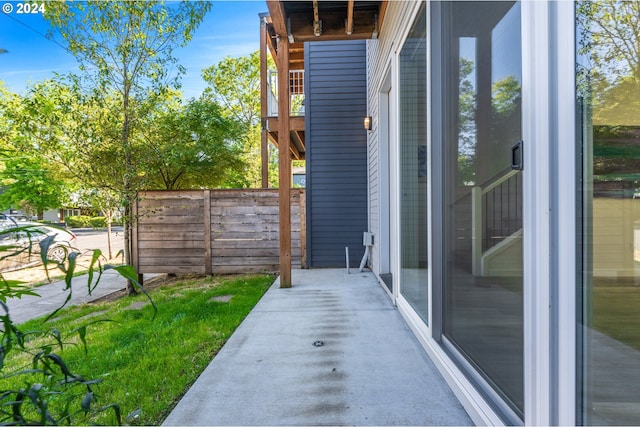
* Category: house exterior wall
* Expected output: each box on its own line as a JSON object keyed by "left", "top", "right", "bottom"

{"left": 366, "top": 1, "right": 422, "bottom": 278}
{"left": 362, "top": 1, "right": 640, "bottom": 426}
{"left": 305, "top": 40, "right": 368, "bottom": 268}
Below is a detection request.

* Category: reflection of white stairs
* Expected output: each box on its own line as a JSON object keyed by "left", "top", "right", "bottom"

{"left": 471, "top": 175, "right": 523, "bottom": 277}
{"left": 478, "top": 229, "right": 522, "bottom": 276}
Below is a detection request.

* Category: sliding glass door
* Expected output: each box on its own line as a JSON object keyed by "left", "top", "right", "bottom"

{"left": 433, "top": 1, "right": 524, "bottom": 421}
{"left": 399, "top": 3, "right": 428, "bottom": 323}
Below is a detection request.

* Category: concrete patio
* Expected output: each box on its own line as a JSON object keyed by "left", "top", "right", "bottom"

{"left": 163, "top": 268, "right": 473, "bottom": 426}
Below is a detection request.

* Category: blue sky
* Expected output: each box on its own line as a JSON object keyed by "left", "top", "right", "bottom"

{"left": 0, "top": 1, "right": 267, "bottom": 98}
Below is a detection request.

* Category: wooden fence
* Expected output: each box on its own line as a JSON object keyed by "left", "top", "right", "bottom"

{"left": 132, "top": 189, "right": 306, "bottom": 275}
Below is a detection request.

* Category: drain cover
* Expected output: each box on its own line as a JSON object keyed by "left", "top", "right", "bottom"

{"left": 313, "top": 340, "right": 324, "bottom": 347}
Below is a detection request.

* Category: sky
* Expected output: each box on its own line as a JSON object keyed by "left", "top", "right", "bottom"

{"left": 0, "top": 1, "right": 268, "bottom": 99}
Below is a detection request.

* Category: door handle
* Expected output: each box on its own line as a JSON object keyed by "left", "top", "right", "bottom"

{"left": 511, "top": 140, "right": 524, "bottom": 170}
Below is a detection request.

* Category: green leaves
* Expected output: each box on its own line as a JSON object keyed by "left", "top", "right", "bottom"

{"left": 105, "top": 264, "right": 157, "bottom": 318}
{"left": 202, "top": 51, "right": 277, "bottom": 188}
{"left": 0, "top": 246, "right": 152, "bottom": 425}
{"left": 140, "top": 95, "right": 244, "bottom": 190}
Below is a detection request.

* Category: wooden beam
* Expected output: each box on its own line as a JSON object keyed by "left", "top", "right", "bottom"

{"left": 289, "top": 134, "right": 302, "bottom": 160}
{"left": 312, "top": 0, "right": 321, "bottom": 36}
{"left": 266, "top": 116, "right": 305, "bottom": 132}
{"left": 378, "top": 1, "right": 389, "bottom": 35}
{"left": 277, "top": 36, "right": 292, "bottom": 288}
{"left": 260, "top": 14, "right": 269, "bottom": 188}
{"left": 266, "top": 0, "right": 288, "bottom": 38}
{"left": 346, "top": 0, "right": 354, "bottom": 35}
{"left": 291, "top": 130, "right": 305, "bottom": 160}
{"left": 265, "top": 19, "right": 278, "bottom": 63}
{"left": 288, "top": 7, "right": 379, "bottom": 42}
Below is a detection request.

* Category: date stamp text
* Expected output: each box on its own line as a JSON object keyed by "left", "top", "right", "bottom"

{"left": 2, "top": 2, "right": 46, "bottom": 14}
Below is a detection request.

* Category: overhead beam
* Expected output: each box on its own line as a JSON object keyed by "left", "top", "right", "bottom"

{"left": 378, "top": 1, "right": 389, "bottom": 35}
{"left": 266, "top": 116, "right": 305, "bottom": 132}
{"left": 288, "top": 8, "right": 379, "bottom": 42}
{"left": 289, "top": 135, "right": 302, "bottom": 160}
{"left": 291, "top": 131, "right": 306, "bottom": 160}
{"left": 266, "top": 0, "right": 288, "bottom": 38}
{"left": 346, "top": 0, "right": 354, "bottom": 35}
{"left": 312, "top": 0, "right": 321, "bottom": 36}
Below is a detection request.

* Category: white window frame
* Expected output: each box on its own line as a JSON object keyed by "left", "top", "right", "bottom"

{"left": 522, "top": 1, "right": 576, "bottom": 425}
{"left": 392, "top": 0, "right": 430, "bottom": 325}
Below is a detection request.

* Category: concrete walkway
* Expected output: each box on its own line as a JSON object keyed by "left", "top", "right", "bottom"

{"left": 163, "top": 269, "right": 472, "bottom": 426}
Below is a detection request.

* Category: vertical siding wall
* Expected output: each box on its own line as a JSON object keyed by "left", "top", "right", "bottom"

{"left": 366, "top": 1, "right": 423, "bottom": 275}
{"left": 306, "top": 40, "right": 368, "bottom": 267}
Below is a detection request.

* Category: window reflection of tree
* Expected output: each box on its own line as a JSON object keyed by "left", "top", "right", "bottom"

{"left": 578, "top": 1, "right": 640, "bottom": 425}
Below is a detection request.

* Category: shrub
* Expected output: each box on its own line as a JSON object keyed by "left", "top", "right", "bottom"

{"left": 89, "top": 216, "right": 107, "bottom": 228}
{"left": 65, "top": 215, "right": 92, "bottom": 228}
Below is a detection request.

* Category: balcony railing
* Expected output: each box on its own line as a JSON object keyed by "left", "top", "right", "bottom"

{"left": 471, "top": 169, "right": 523, "bottom": 276}
{"left": 267, "top": 69, "right": 305, "bottom": 117}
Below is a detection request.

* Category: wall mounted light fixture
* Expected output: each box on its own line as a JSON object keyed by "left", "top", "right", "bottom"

{"left": 364, "top": 116, "right": 372, "bottom": 131}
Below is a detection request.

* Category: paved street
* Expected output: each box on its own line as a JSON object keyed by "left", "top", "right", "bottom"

{"left": 72, "top": 226, "right": 124, "bottom": 259}
{"left": 3, "top": 226, "right": 141, "bottom": 325}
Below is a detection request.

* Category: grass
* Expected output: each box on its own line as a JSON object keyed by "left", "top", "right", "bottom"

{"left": 1, "top": 273, "right": 274, "bottom": 425}
{"left": 592, "top": 283, "right": 640, "bottom": 351}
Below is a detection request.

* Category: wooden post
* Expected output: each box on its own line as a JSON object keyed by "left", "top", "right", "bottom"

{"left": 300, "top": 189, "right": 307, "bottom": 269}
{"left": 277, "top": 36, "right": 292, "bottom": 288}
{"left": 204, "top": 190, "right": 212, "bottom": 275}
{"left": 260, "top": 15, "right": 270, "bottom": 189}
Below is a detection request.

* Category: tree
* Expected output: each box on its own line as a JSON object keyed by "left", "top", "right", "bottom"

{"left": 0, "top": 82, "right": 75, "bottom": 219}
{"left": 141, "top": 95, "right": 244, "bottom": 190}
{"left": 457, "top": 57, "right": 476, "bottom": 184}
{"left": 577, "top": 0, "right": 640, "bottom": 126}
{"left": 202, "top": 51, "right": 262, "bottom": 126}
{"left": 44, "top": 1, "right": 211, "bottom": 293}
{"left": 0, "top": 153, "right": 70, "bottom": 219}
{"left": 77, "top": 188, "right": 123, "bottom": 260}
{"left": 202, "top": 51, "right": 279, "bottom": 188}
{"left": 577, "top": 1, "right": 640, "bottom": 85}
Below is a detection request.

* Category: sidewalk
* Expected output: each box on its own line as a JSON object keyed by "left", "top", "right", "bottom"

{"left": 5, "top": 270, "right": 144, "bottom": 325}
{"left": 163, "top": 269, "right": 473, "bottom": 426}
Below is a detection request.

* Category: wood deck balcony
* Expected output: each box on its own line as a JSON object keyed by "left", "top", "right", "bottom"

{"left": 260, "top": 0, "right": 387, "bottom": 287}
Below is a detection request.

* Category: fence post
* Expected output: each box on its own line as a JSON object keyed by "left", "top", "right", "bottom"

{"left": 299, "top": 190, "right": 307, "bottom": 268}
{"left": 204, "top": 190, "right": 212, "bottom": 275}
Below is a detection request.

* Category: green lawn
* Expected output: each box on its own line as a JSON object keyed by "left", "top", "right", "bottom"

{"left": 1, "top": 274, "right": 274, "bottom": 425}
{"left": 592, "top": 284, "right": 640, "bottom": 351}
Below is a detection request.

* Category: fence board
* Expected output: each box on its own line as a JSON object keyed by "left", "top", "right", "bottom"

{"left": 137, "top": 223, "right": 205, "bottom": 233}
{"left": 133, "top": 189, "right": 305, "bottom": 275}
{"left": 139, "top": 240, "right": 204, "bottom": 249}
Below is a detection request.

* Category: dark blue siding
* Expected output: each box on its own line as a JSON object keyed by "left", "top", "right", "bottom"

{"left": 305, "top": 40, "right": 368, "bottom": 268}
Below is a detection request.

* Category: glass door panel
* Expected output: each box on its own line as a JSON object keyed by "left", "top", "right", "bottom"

{"left": 577, "top": 2, "right": 640, "bottom": 424}
{"left": 399, "top": 4, "right": 428, "bottom": 322}
{"left": 434, "top": 0, "right": 524, "bottom": 418}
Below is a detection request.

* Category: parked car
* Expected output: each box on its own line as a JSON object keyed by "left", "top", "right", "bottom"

{"left": 0, "top": 214, "right": 77, "bottom": 272}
